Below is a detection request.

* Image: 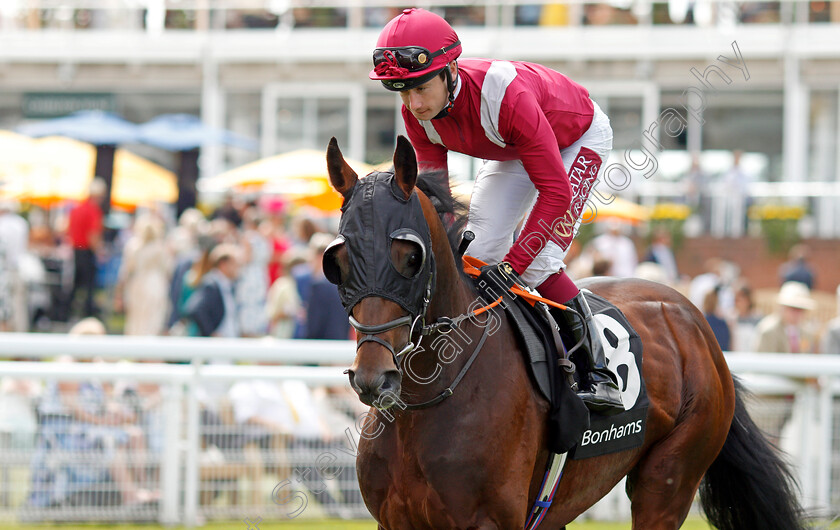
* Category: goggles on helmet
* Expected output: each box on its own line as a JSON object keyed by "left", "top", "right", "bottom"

{"left": 373, "top": 41, "right": 459, "bottom": 74}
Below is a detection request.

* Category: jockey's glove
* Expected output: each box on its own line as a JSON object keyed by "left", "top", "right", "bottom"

{"left": 477, "top": 261, "right": 525, "bottom": 296}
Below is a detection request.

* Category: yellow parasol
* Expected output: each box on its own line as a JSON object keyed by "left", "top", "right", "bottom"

{"left": 580, "top": 196, "right": 649, "bottom": 225}
{"left": 0, "top": 131, "right": 38, "bottom": 191}
{"left": 201, "top": 149, "right": 374, "bottom": 212}
{"left": 20, "top": 136, "right": 97, "bottom": 204}
{"left": 0, "top": 133, "right": 177, "bottom": 209}
{"left": 110, "top": 149, "right": 179, "bottom": 210}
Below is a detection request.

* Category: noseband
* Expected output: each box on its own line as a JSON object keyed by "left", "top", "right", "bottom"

{"left": 349, "top": 269, "right": 500, "bottom": 411}
{"left": 348, "top": 265, "right": 441, "bottom": 373}
{"left": 350, "top": 286, "right": 429, "bottom": 371}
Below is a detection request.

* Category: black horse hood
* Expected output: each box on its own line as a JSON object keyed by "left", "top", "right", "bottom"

{"left": 326, "top": 171, "right": 435, "bottom": 316}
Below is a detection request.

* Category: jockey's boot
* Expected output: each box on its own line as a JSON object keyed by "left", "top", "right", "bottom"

{"left": 557, "top": 291, "right": 624, "bottom": 416}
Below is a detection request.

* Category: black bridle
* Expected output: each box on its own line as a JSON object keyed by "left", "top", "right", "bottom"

{"left": 347, "top": 233, "right": 492, "bottom": 411}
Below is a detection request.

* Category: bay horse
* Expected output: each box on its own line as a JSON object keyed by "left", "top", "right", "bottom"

{"left": 324, "top": 136, "right": 803, "bottom": 529}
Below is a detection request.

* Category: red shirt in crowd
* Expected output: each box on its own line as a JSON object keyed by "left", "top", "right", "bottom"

{"left": 267, "top": 235, "right": 291, "bottom": 286}
{"left": 67, "top": 199, "right": 103, "bottom": 250}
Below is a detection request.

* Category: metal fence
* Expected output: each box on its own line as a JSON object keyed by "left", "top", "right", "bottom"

{"left": 0, "top": 334, "right": 838, "bottom": 525}
{"left": 0, "top": 360, "right": 365, "bottom": 525}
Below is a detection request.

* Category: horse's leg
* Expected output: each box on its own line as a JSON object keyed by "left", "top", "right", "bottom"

{"left": 628, "top": 418, "right": 723, "bottom": 529}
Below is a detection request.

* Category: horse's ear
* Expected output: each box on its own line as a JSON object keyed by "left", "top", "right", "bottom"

{"left": 393, "top": 135, "right": 417, "bottom": 200}
{"left": 326, "top": 137, "right": 358, "bottom": 197}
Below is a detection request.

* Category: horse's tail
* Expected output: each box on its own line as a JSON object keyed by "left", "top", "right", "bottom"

{"left": 698, "top": 377, "right": 805, "bottom": 530}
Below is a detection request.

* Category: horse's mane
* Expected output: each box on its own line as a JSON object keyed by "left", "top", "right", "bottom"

{"left": 415, "top": 171, "right": 469, "bottom": 258}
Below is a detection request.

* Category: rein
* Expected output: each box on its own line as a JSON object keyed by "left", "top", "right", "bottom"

{"left": 349, "top": 271, "right": 502, "bottom": 410}
{"left": 461, "top": 255, "right": 569, "bottom": 312}
{"left": 349, "top": 254, "right": 568, "bottom": 411}
{"left": 350, "top": 310, "right": 494, "bottom": 410}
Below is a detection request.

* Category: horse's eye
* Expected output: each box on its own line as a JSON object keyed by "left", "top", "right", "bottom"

{"left": 390, "top": 239, "right": 424, "bottom": 279}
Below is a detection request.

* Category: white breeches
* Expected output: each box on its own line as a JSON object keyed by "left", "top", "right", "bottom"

{"left": 465, "top": 100, "right": 613, "bottom": 287}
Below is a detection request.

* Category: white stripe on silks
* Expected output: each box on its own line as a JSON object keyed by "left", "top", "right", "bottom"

{"left": 480, "top": 61, "right": 517, "bottom": 148}
{"left": 419, "top": 119, "right": 443, "bottom": 146}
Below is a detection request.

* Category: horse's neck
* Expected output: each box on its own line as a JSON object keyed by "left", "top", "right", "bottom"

{"left": 401, "top": 253, "right": 485, "bottom": 400}
{"left": 428, "top": 260, "right": 474, "bottom": 322}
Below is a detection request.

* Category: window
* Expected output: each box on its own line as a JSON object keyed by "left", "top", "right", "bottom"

{"left": 262, "top": 83, "right": 366, "bottom": 162}
{"left": 808, "top": 90, "right": 838, "bottom": 181}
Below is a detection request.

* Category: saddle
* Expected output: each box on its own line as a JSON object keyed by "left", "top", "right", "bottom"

{"left": 463, "top": 257, "right": 649, "bottom": 458}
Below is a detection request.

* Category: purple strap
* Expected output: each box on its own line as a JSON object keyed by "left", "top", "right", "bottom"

{"left": 524, "top": 452, "right": 566, "bottom": 530}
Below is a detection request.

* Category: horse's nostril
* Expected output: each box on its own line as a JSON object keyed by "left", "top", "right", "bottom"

{"left": 378, "top": 372, "right": 402, "bottom": 400}
{"left": 347, "top": 370, "right": 360, "bottom": 392}
{"left": 387, "top": 370, "right": 401, "bottom": 385}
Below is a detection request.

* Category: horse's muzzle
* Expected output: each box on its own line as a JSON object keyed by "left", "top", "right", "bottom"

{"left": 347, "top": 368, "right": 402, "bottom": 408}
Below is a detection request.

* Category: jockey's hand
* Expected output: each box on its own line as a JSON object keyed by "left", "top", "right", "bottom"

{"left": 477, "top": 261, "right": 524, "bottom": 295}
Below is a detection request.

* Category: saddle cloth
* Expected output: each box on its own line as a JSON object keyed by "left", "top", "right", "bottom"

{"left": 480, "top": 284, "right": 649, "bottom": 459}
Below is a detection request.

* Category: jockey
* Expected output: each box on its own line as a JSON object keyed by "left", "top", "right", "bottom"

{"left": 370, "top": 8, "right": 623, "bottom": 415}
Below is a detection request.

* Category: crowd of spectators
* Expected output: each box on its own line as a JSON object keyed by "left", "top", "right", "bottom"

{"left": 0, "top": 182, "right": 363, "bottom": 513}
{"left": 9, "top": 311, "right": 363, "bottom": 514}
{"left": 0, "top": 194, "right": 369, "bottom": 517}
{"left": 157, "top": 197, "right": 351, "bottom": 341}
{"left": 0, "top": 175, "right": 837, "bottom": 352}
{"left": 0, "top": 179, "right": 351, "bottom": 342}
{"left": 27, "top": 318, "right": 159, "bottom": 509}
{"left": 1, "top": 170, "right": 839, "bottom": 515}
